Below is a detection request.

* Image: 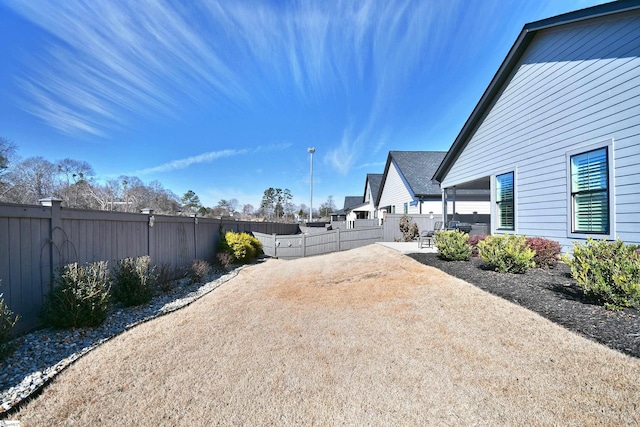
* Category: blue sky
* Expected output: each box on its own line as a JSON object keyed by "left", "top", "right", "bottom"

{"left": 0, "top": 0, "right": 607, "bottom": 210}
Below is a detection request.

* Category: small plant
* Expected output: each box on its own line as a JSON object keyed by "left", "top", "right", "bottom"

{"left": 434, "top": 230, "right": 472, "bottom": 261}
{"left": 563, "top": 238, "right": 640, "bottom": 310}
{"left": 478, "top": 234, "right": 536, "bottom": 273}
{"left": 112, "top": 256, "right": 156, "bottom": 307}
{"left": 467, "top": 234, "right": 487, "bottom": 257}
{"left": 526, "top": 237, "right": 561, "bottom": 268}
{"left": 399, "top": 214, "right": 419, "bottom": 242}
{"left": 0, "top": 280, "right": 19, "bottom": 360}
{"left": 220, "top": 231, "right": 263, "bottom": 264}
{"left": 41, "top": 261, "right": 111, "bottom": 328}
{"left": 216, "top": 252, "right": 234, "bottom": 269}
{"left": 190, "top": 260, "right": 212, "bottom": 284}
{"left": 155, "top": 262, "right": 176, "bottom": 293}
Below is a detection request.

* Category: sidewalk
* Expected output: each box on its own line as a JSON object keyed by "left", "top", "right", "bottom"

{"left": 376, "top": 241, "right": 438, "bottom": 254}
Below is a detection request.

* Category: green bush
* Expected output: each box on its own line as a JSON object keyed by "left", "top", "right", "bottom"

{"left": 0, "top": 280, "right": 19, "bottom": 360}
{"left": 221, "top": 231, "right": 263, "bottom": 264}
{"left": 563, "top": 238, "right": 640, "bottom": 310}
{"left": 434, "top": 230, "right": 472, "bottom": 261}
{"left": 478, "top": 234, "right": 536, "bottom": 273}
{"left": 526, "top": 237, "right": 561, "bottom": 268}
{"left": 112, "top": 256, "right": 156, "bottom": 307}
{"left": 41, "top": 261, "right": 112, "bottom": 328}
{"left": 190, "top": 259, "right": 212, "bottom": 283}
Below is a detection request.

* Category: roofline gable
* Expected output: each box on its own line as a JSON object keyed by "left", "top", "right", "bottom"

{"left": 433, "top": 0, "right": 640, "bottom": 183}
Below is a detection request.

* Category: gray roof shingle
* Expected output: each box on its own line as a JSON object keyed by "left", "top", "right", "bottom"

{"left": 366, "top": 173, "right": 383, "bottom": 203}
{"left": 388, "top": 151, "right": 446, "bottom": 196}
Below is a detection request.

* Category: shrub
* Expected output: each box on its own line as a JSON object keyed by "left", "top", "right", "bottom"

{"left": 221, "top": 231, "right": 263, "bottom": 264}
{"left": 399, "top": 214, "right": 419, "bottom": 242}
{"left": 155, "top": 262, "right": 176, "bottom": 293}
{"left": 216, "top": 252, "right": 234, "bottom": 269}
{"left": 41, "top": 261, "right": 111, "bottom": 328}
{"left": 434, "top": 230, "right": 472, "bottom": 261}
{"left": 478, "top": 234, "right": 536, "bottom": 273}
{"left": 526, "top": 237, "right": 561, "bottom": 268}
{"left": 0, "top": 280, "right": 19, "bottom": 360}
{"left": 467, "top": 234, "right": 487, "bottom": 257}
{"left": 190, "top": 260, "right": 212, "bottom": 283}
{"left": 563, "top": 238, "right": 640, "bottom": 310}
{"left": 112, "top": 256, "right": 156, "bottom": 307}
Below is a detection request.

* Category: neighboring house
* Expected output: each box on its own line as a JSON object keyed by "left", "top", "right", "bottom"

{"left": 377, "top": 151, "right": 489, "bottom": 220}
{"left": 345, "top": 173, "right": 383, "bottom": 223}
{"left": 331, "top": 196, "right": 363, "bottom": 222}
{"left": 433, "top": 1, "right": 640, "bottom": 250}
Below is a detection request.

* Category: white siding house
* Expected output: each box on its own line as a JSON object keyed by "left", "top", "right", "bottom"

{"left": 377, "top": 151, "right": 489, "bottom": 221}
{"left": 345, "top": 174, "right": 383, "bottom": 224}
{"left": 433, "top": 1, "right": 640, "bottom": 250}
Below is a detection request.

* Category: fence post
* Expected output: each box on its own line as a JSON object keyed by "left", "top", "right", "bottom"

{"left": 40, "top": 198, "right": 62, "bottom": 285}
{"left": 336, "top": 228, "right": 341, "bottom": 252}
{"left": 302, "top": 233, "right": 306, "bottom": 257}
{"left": 272, "top": 233, "right": 277, "bottom": 258}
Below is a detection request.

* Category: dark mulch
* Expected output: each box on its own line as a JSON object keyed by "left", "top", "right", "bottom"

{"left": 408, "top": 253, "right": 640, "bottom": 359}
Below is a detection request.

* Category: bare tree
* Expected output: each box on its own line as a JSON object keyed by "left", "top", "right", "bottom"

{"left": 3, "top": 156, "right": 56, "bottom": 204}
{"left": 242, "top": 204, "right": 255, "bottom": 217}
{"left": 0, "top": 137, "right": 17, "bottom": 200}
{"left": 55, "top": 158, "right": 95, "bottom": 208}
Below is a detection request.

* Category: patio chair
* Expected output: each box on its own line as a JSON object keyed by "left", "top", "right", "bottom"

{"left": 418, "top": 221, "right": 443, "bottom": 248}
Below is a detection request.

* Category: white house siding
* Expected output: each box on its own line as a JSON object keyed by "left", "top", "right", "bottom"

{"left": 441, "top": 11, "right": 640, "bottom": 248}
{"left": 378, "top": 160, "right": 417, "bottom": 214}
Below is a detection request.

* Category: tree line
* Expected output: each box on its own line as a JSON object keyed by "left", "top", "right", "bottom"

{"left": 0, "top": 138, "right": 336, "bottom": 221}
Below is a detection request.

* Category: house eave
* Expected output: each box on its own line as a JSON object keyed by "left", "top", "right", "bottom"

{"left": 433, "top": 0, "right": 640, "bottom": 184}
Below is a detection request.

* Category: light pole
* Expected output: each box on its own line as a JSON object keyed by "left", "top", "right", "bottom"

{"left": 308, "top": 147, "right": 315, "bottom": 223}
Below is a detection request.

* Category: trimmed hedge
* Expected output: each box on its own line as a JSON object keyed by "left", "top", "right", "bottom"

{"left": 478, "top": 234, "right": 535, "bottom": 274}
{"left": 220, "top": 231, "right": 263, "bottom": 264}
{"left": 563, "top": 238, "right": 640, "bottom": 310}
{"left": 434, "top": 230, "right": 472, "bottom": 261}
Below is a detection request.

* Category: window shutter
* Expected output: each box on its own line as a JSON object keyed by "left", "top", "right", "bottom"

{"left": 496, "top": 172, "right": 514, "bottom": 229}
{"left": 571, "top": 148, "right": 608, "bottom": 233}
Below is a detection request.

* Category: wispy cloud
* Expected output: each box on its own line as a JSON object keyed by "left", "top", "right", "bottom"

{"left": 7, "top": 0, "right": 454, "bottom": 169}
{"left": 134, "top": 148, "right": 247, "bottom": 176}
{"left": 131, "top": 142, "right": 291, "bottom": 176}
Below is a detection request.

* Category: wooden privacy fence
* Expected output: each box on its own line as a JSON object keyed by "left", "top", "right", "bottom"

{"left": 0, "top": 200, "right": 298, "bottom": 333}
{"left": 254, "top": 227, "right": 384, "bottom": 260}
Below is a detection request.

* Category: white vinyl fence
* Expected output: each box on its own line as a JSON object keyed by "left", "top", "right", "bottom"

{"left": 254, "top": 227, "right": 384, "bottom": 260}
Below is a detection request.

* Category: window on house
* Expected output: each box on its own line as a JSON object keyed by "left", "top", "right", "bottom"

{"left": 570, "top": 147, "right": 609, "bottom": 233}
{"left": 403, "top": 203, "right": 408, "bottom": 214}
{"left": 496, "top": 172, "right": 514, "bottom": 230}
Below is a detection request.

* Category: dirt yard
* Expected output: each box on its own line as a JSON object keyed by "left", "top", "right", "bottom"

{"left": 8, "top": 245, "right": 640, "bottom": 425}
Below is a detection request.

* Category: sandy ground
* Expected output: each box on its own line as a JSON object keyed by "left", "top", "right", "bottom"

{"left": 8, "top": 244, "right": 640, "bottom": 426}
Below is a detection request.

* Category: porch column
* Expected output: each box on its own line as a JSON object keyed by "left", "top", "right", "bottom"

{"left": 441, "top": 189, "right": 446, "bottom": 225}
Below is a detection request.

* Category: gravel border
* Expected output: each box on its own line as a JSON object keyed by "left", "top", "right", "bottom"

{"left": 0, "top": 265, "right": 245, "bottom": 415}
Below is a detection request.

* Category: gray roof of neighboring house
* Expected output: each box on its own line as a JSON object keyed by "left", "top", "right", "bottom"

{"left": 433, "top": 0, "right": 640, "bottom": 183}
{"left": 344, "top": 196, "right": 364, "bottom": 210}
{"left": 365, "top": 174, "right": 383, "bottom": 204}
{"left": 376, "top": 151, "right": 446, "bottom": 206}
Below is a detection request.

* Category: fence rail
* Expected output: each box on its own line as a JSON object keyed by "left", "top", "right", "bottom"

{"left": 253, "top": 227, "right": 383, "bottom": 260}
{"left": 0, "top": 200, "right": 298, "bottom": 333}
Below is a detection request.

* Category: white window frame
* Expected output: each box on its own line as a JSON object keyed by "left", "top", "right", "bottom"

{"left": 491, "top": 168, "right": 517, "bottom": 234}
{"left": 566, "top": 139, "right": 615, "bottom": 240}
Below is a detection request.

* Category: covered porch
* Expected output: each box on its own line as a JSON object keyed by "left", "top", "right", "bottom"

{"left": 440, "top": 176, "right": 491, "bottom": 235}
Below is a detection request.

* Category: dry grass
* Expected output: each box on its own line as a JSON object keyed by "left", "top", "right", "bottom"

{"left": 9, "top": 245, "right": 640, "bottom": 426}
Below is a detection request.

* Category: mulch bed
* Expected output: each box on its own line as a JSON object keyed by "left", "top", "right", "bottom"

{"left": 408, "top": 253, "right": 640, "bottom": 359}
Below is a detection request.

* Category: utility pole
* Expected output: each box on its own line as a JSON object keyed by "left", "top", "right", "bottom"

{"left": 308, "top": 147, "right": 315, "bottom": 223}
